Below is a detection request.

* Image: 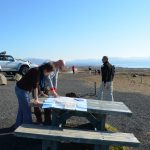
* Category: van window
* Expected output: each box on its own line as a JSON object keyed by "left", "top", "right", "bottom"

{"left": 0, "top": 56, "right": 5, "bottom": 61}
{"left": 5, "top": 56, "right": 14, "bottom": 61}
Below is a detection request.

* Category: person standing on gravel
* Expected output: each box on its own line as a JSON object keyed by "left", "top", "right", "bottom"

{"left": 72, "top": 65, "right": 75, "bottom": 74}
{"left": 89, "top": 66, "right": 92, "bottom": 75}
{"left": 14, "top": 63, "right": 54, "bottom": 129}
{"left": 98, "top": 56, "right": 115, "bottom": 101}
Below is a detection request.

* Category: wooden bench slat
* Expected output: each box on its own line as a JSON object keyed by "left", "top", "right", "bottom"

{"left": 14, "top": 124, "right": 140, "bottom": 147}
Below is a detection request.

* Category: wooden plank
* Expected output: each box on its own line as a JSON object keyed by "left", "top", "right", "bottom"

{"left": 87, "top": 100, "right": 132, "bottom": 116}
{"left": 95, "top": 114, "right": 107, "bottom": 150}
{"left": 30, "top": 98, "right": 132, "bottom": 117}
{"left": 94, "top": 145, "right": 109, "bottom": 150}
{"left": 14, "top": 124, "right": 140, "bottom": 147}
{"left": 51, "top": 110, "right": 59, "bottom": 150}
{"left": 42, "top": 141, "right": 51, "bottom": 150}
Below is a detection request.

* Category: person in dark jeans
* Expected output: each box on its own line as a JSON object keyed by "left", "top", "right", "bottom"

{"left": 15, "top": 62, "right": 54, "bottom": 129}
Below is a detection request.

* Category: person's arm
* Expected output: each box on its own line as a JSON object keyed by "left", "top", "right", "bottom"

{"left": 51, "top": 73, "right": 59, "bottom": 97}
{"left": 38, "top": 87, "right": 49, "bottom": 98}
{"left": 39, "top": 91, "right": 49, "bottom": 98}
{"left": 101, "top": 66, "right": 108, "bottom": 85}
{"left": 46, "top": 74, "right": 59, "bottom": 97}
{"left": 32, "top": 69, "right": 40, "bottom": 104}
{"left": 105, "top": 66, "right": 109, "bottom": 83}
{"left": 33, "top": 88, "right": 40, "bottom": 104}
{"left": 53, "top": 70, "right": 59, "bottom": 97}
{"left": 111, "top": 65, "right": 115, "bottom": 80}
{"left": 53, "top": 70, "right": 58, "bottom": 90}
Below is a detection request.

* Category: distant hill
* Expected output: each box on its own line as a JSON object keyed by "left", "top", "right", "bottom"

{"left": 25, "top": 57, "right": 150, "bottom": 68}
{"left": 26, "top": 58, "right": 49, "bottom": 65}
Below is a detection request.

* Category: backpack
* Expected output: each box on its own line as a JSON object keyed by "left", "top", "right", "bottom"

{"left": 111, "top": 65, "right": 115, "bottom": 79}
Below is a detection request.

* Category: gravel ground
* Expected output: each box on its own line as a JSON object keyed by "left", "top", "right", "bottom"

{"left": 0, "top": 73, "right": 150, "bottom": 150}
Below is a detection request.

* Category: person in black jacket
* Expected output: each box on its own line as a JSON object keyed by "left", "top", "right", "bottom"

{"left": 98, "top": 56, "right": 115, "bottom": 101}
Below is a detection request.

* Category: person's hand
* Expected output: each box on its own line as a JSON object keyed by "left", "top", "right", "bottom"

{"left": 33, "top": 99, "right": 40, "bottom": 105}
{"left": 104, "top": 83, "right": 106, "bottom": 88}
{"left": 39, "top": 91, "right": 49, "bottom": 98}
{"left": 106, "top": 84, "right": 109, "bottom": 89}
{"left": 53, "top": 92, "right": 60, "bottom": 98}
{"left": 41, "top": 92, "right": 49, "bottom": 98}
{"left": 43, "top": 93, "right": 49, "bottom": 98}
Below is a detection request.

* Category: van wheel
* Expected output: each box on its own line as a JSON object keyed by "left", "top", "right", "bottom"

{"left": 19, "top": 66, "right": 29, "bottom": 76}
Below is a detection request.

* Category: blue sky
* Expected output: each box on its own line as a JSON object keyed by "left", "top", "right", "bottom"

{"left": 0, "top": 0, "right": 150, "bottom": 61}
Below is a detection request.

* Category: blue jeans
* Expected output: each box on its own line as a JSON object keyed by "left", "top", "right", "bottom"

{"left": 15, "top": 86, "right": 32, "bottom": 129}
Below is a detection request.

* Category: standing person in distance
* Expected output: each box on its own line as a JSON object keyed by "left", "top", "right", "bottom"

{"left": 89, "top": 66, "right": 92, "bottom": 75}
{"left": 98, "top": 56, "right": 115, "bottom": 101}
{"left": 72, "top": 65, "right": 75, "bottom": 74}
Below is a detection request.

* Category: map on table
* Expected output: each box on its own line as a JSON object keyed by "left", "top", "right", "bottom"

{"left": 42, "top": 96, "right": 87, "bottom": 112}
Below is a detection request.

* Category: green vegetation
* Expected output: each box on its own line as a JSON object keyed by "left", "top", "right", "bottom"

{"left": 105, "top": 123, "right": 129, "bottom": 150}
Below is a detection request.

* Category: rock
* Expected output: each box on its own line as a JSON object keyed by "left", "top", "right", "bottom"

{"left": 0, "top": 74, "right": 7, "bottom": 85}
{"left": 132, "top": 74, "right": 137, "bottom": 77}
{"left": 66, "top": 92, "right": 78, "bottom": 98}
{"left": 13, "top": 73, "right": 22, "bottom": 81}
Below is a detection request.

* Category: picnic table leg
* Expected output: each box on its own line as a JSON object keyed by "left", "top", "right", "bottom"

{"left": 94, "top": 114, "right": 109, "bottom": 150}
{"left": 42, "top": 140, "right": 51, "bottom": 150}
{"left": 94, "top": 145, "right": 109, "bottom": 150}
{"left": 42, "top": 141, "right": 47, "bottom": 150}
{"left": 51, "top": 141, "right": 57, "bottom": 150}
{"left": 51, "top": 110, "right": 59, "bottom": 126}
{"left": 97, "top": 114, "right": 106, "bottom": 130}
{"left": 51, "top": 109, "right": 59, "bottom": 150}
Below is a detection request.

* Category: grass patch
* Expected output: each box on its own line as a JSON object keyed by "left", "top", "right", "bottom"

{"left": 105, "top": 123, "right": 129, "bottom": 150}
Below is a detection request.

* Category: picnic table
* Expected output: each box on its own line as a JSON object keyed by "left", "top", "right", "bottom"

{"left": 31, "top": 98, "right": 133, "bottom": 149}
{"left": 15, "top": 97, "right": 140, "bottom": 150}
{"left": 32, "top": 98, "right": 132, "bottom": 128}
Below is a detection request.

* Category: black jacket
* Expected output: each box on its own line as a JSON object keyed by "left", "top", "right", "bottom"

{"left": 101, "top": 62, "right": 115, "bottom": 83}
{"left": 17, "top": 67, "right": 41, "bottom": 92}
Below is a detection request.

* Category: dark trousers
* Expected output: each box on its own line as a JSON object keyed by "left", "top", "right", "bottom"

{"left": 34, "top": 107, "right": 51, "bottom": 124}
{"left": 15, "top": 86, "right": 32, "bottom": 129}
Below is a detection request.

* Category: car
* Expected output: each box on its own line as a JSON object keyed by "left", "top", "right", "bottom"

{"left": 0, "top": 51, "right": 38, "bottom": 76}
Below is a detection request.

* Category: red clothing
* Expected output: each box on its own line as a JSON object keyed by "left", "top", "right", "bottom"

{"left": 72, "top": 66, "right": 75, "bottom": 70}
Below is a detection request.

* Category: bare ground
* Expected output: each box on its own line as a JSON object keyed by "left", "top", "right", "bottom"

{"left": 0, "top": 73, "right": 150, "bottom": 150}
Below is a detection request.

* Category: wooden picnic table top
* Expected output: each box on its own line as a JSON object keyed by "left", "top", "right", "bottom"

{"left": 31, "top": 98, "right": 132, "bottom": 117}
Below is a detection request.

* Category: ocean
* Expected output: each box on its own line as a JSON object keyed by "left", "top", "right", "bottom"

{"left": 67, "top": 58, "right": 150, "bottom": 68}
{"left": 27, "top": 57, "right": 150, "bottom": 68}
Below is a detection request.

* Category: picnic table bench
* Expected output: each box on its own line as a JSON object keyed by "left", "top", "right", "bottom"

{"left": 14, "top": 98, "right": 140, "bottom": 150}
{"left": 15, "top": 124, "right": 140, "bottom": 150}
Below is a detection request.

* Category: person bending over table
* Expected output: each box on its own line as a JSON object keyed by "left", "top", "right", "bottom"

{"left": 34, "top": 60, "right": 65, "bottom": 124}
{"left": 14, "top": 62, "right": 54, "bottom": 129}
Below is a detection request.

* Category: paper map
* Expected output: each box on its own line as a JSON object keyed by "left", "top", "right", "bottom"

{"left": 42, "top": 97, "right": 87, "bottom": 112}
